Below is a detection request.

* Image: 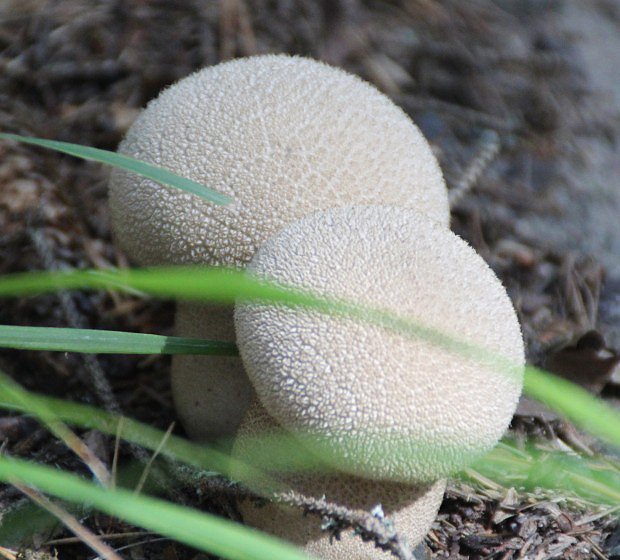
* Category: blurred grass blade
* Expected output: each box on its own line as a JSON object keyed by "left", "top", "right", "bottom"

{"left": 0, "top": 325, "right": 238, "bottom": 356}
{"left": 0, "top": 370, "right": 269, "bottom": 486}
{"left": 1, "top": 368, "right": 619, "bottom": 506}
{"left": 0, "top": 267, "right": 305, "bottom": 306}
{"left": 0, "top": 266, "right": 619, "bottom": 451}
{"left": 0, "top": 132, "right": 232, "bottom": 205}
{"left": 0, "top": 455, "right": 312, "bottom": 560}
{"left": 524, "top": 366, "right": 620, "bottom": 448}
{"left": 469, "top": 441, "right": 620, "bottom": 505}
{"left": 0, "top": 372, "right": 111, "bottom": 485}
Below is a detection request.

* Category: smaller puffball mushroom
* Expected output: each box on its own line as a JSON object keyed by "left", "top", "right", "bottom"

{"left": 231, "top": 400, "right": 447, "bottom": 560}
{"left": 235, "top": 205, "right": 525, "bottom": 484}
{"left": 109, "top": 54, "right": 450, "bottom": 441}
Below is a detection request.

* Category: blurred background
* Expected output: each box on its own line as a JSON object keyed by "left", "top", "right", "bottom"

{"left": 0, "top": 1, "right": 619, "bottom": 558}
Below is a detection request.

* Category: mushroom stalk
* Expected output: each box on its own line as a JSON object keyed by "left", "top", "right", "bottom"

{"left": 172, "top": 303, "right": 253, "bottom": 441}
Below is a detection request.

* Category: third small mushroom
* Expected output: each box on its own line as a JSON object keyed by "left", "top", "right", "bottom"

{"left": 109, "top": 55, "right": 524, "bottom": 559}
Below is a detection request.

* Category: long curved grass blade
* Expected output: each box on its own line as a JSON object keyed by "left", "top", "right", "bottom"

{"left": 524, "top": 366, "right": 620, "bottom": 450}
{"left": 0, "top": 132, "right": 232, "bottom": 205}
{"left": 0, "top": 266, "right": 619, "bottom": 451}
{"left": 1, "top": 369, "right": 619, "bottom": 506}
{"left": 468, "top": 442, "right": 620, "bottom": 505}
{"left": 0, "top": 455, "right": 312, "bottom": 560}
{"left": 0, "top": 267, "right": 294, "bottom": 304}
{"left": 0, "top": 325, "right": 238, "bottom": 355}
{"left": 0, "top": 370, "right": 269, "bottom": 486}
{"left": 0, "top": 371, "right": 111, "bottom": 486}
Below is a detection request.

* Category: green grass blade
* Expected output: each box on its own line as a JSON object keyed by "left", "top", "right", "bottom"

{"left": 0, "top": 456, "right": 312, "bottom": 560}
{"left": 0, "top": 267, "right": 304, "bottom": 305}
{"left": 0, "top": 266, "right": 619, "bottom": 450}
{"left": 1, "top": 369, "right": 619, "bottom": 507}
{"left": 0, "top": 132, "right": 232, "bottom": 206}
{"left": 469, "top": 442, "right": 620, "bottom": 505}
{"left": 0, "top": 371, "right": 111, "bottom": 485}
{"left": 524, "top": 366, "right": 620, "bottom": 448}
{"left": 0, "top": 370, "right": 268, "bottom": 486}
{"left": 0, "top": 325, "right": 238, "bottom": 355}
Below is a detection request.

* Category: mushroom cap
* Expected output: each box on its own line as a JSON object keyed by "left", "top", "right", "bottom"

{"left": 235, "top": 205, "right": 525, "bottom": 483}
{"left": 108, "top": 54, "right": 448, "bottom": 267}
{"left": 232, "top": 401, "right": 446, "bottom": 560}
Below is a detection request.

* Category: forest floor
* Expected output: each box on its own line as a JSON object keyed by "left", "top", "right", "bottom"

{"left": 0, "top": 1, "right": 619, "bottom": 559}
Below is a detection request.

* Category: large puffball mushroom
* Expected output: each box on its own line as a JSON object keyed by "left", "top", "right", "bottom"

{"left": 108, "top": 54, "right": 449, "bottom": 440}
{"left": 231, "top": 400, "right": 447, "bottom": 560}
{"left": 235, "top": 205, "right": 525, "bottom": 483}
{"left": 109, "top": 55, "right": 449, "bottom": 267}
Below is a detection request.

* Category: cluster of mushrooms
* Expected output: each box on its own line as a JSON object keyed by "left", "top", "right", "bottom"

{"left": 109, "top": 55, "right": 525, "bottom": 559}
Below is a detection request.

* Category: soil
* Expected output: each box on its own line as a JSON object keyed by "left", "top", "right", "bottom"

{"left": 0, "top": 1, "right": 619, "bottom": 559}
{"left": 519, "top": 0, "right": 620, "bottom": 288}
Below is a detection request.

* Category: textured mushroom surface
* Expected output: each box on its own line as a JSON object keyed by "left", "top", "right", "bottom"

{"left": 235, "top": 205, "right": 525, "bottom": 483}
{"left": 232, "top": 401, "right": 446, "bottom": 560}
{"left": 109, "top": 54, "right": 448, "bottom": 267}
{"left": 108, "top": 54, "right": 449, "bottom": 441}
{"left": 172, "top": 302, "right": 254, "bottom": 440}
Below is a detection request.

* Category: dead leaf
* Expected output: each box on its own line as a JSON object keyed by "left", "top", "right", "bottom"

{"left": 544, "top": 330, "right": 620, "bottom": 394}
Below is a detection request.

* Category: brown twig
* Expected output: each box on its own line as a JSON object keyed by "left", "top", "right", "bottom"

{"left": 0, "top": 546, "right": 16, "bottom": 560}
{"left": 448, "top": 129, "right": 502, "bottom": 208}
{"left": 272, "top": 490, "right": 417, "bottom": 560}
{"left": 45, "top": 531, "right": 155, "bottom": 545}
{"left": 0, "top": 370, "right": 110, "bottom": 486}
{"left": 134, "top": 422, "right": 175, "bottom": 495}
{"left": 191, "top": 475, "right": 417, "bottom": 560}
{"left": 13, "top": 482, "right": 124, "bottom": 560}
{"left": 111, "top": 417, "right": 124, "bottom": 491}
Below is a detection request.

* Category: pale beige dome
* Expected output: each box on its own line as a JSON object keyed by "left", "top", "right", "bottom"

{"left": 109, "top": 54, "right": 448, "bottom": 268}
{"left": 235, "top": 205, "right": 525, "bottom": 482}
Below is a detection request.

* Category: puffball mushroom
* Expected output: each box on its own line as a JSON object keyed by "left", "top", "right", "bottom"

{"left": 232, "top": 400, "right": 447, "bottom": 560}
{"left": 235, "top": 205, "right": 525, "bottom": 483}
{"left": 108, "top": 54, "right": 449, "bottom": 440}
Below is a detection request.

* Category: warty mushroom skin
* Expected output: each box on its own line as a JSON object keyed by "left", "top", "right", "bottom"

{"left": 235, "top": 205, "right": 525, "bottom": 483}
{"left": 108, "top": 54, "right": 449, "bottom": 440}
{"left": 232, "top": 400, "right": 447, "bottom": 560}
